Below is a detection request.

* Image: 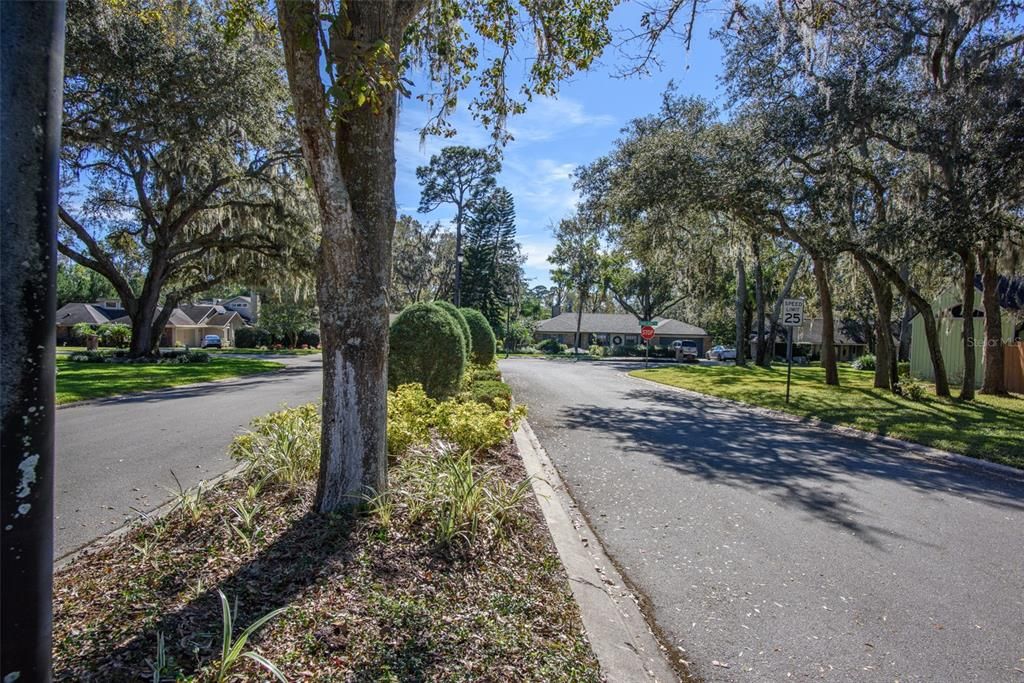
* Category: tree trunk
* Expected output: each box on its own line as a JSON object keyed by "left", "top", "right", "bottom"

{"left": 753, "top": 240, "right": 766, "bottom": 367}
{"left": 896, "top": 264, "right": 913, "bottom": 361}
{"left": 978, "top": 249, "right": 1006, "bottom": 395}
{"left": 1, "top": 3, "right": 64, "bottom": 678}
{"left": 958, "top": 248, "right": 976, "bottom": 400}
{"left": 811, "top": 254, "right": 839, "bottom": 385}
{"left": 735, "top": 254, "right": 746, "bottom": 366}
{"left": 278, "top": 0, "right": 405, "bottom": 511}
{"left": 854, "top": 254, "right": 893, "bottom": 391}
{"left": 864, "top": 252, "right": 950, "bottom": 397}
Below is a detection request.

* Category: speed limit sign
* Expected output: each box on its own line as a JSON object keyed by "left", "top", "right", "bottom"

{"left": 782, "top": 299, "right": 804, "bottom": 327}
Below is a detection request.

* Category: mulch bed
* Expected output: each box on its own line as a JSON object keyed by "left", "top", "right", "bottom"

{"left": 52, "top": 444, "right": 601, "bottom": 682}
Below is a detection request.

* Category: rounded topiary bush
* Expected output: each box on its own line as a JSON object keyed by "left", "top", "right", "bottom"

{"left": 434, "top": 300, "right": 472, "bottom": 356}
{"left": 459, "top": 307, "right": 497, "bottom": 366}
{"left": 389, "top": 302, "right": 467, "bottom": 399}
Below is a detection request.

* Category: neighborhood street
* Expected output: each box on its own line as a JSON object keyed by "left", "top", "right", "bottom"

{"left": 500, "top": 358, "right": 1024, "bottom": 682}
{"left": 55, "top": 355, "right": 322, "bottom": 558}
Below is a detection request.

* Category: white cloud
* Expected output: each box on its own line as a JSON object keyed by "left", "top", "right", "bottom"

{"left": 507, "top": 96, "right": 616, "bottom": 143}
{"left": 520, "top": 237, "right": 557, "bottom": 269}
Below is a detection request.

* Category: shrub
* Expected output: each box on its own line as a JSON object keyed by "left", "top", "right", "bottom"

{"left": 376, "top": 441, "right": 533, "bottom": 548}
{"left": 897, "top": 361, "right": 910, "bottom": 377}
{"left": 229, "top": 403, "right": 320, "bottom": 489}
{"left": 97, "top": 322, "right": 131, "bottom": 348}
{"left": 156, "top": 350, "right": 211, "bottom": 364}
{"left": 432, "top": 398, "right": 526, "bottom": 453}
{"left": 297, "top": 328, "right": 320, "bottom": 348}
{"left": 389, "top": 302, "right": 467, "bottom": 399}
{"left": 386, "top": 382, "right": 523, "bottom": 455}
{"left": 459, "top": 307, "right": 497, "bottom": 365}
{"left": 434, "top": 300, "right": 472, "bottom": 356}
{"left": 464, "top": 379, "right": 512, "bottom": 408}
{"left": 588, "top": 344, "right": 603, "bottom": 357}
{"left": 235, "top": 327, "right": 272, "bottom": 349}
{"left": 467, "top": 365, "right": 502, "bottom": 383}
{"left": 387, "top": 384, "right": 437, "bottom": 455}
{"left": 894, "top": 378, "right": 927, "bottom": 402}
{"left": 536, "top": 338, "right": 564, "bottom": 354}
{"left": 852, "top": 353, "right": 876, "bottom": 371}
{"left": 68, "top": 350, "right": 108, "bottom": 363}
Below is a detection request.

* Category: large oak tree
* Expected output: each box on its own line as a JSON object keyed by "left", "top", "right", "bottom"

{"left": 59, "top": 0, "right": 315, "bottom": 357}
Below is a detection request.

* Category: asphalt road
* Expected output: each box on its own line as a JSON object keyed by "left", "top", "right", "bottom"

{"left": 500, "top": 358, "right": 1024, "bottom": 682}
{"left": 55, "top": 355, "right": 322, "bottom": 558}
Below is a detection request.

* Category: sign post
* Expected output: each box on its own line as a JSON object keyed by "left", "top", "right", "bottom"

{"left": 639, "top": 321, "right": 657, "bottom": 369}
{"left": 782, "top": 299, "right": 804, "bottom": 403}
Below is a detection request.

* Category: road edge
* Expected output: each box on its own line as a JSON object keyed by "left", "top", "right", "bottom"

{"left": 628, "top": 372, "right": 1024, "bottom": 481}
{"left": 515, "top": 420, "right": 681, "bottom": 683}
{"left": 54, "top": 462, "right": 249, "bottom": 570}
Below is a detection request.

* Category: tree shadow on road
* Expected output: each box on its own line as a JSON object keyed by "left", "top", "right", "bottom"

{"left": 558, "top": 388, "right": 1024, "bottom": 549}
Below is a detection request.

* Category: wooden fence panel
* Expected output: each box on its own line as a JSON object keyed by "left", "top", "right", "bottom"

{"left": 1005, "top": 342, "right": 1024, "bottom": 394}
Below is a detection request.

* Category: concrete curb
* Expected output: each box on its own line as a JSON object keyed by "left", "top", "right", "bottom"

{"left": 54, "top": 462, "right": 250, "bottom": 570}
{"left": 514, "top": 420, "right": 681, "bottom": 683}
{"left": 627, "top": 372, "right": 1024, "bottom": 481}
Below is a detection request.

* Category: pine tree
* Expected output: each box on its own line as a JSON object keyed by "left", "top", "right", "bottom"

{"left": 462, "top": 188, "right": 522, "bottom": 327}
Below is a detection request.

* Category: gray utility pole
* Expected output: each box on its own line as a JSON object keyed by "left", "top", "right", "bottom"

{"left": 454, "top": 213, "right": 463, "bottom": 306}
{"left": 2, "top": 3, "right": 66, "bottom": 681}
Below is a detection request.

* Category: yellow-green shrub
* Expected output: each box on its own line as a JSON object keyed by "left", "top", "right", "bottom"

{"left": 432, "top": 398, "right": 526, "bottom": 453}
{"left": 387, "top": 384, "right": 437, "bottom": 455}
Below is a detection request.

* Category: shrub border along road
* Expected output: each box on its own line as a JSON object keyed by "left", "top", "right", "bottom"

{"left": 628, "top": 369, "right": 1024, "bottom": 480}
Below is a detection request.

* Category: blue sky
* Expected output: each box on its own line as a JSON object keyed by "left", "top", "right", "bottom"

{"left": 394, "top": 3, "right": 728, "bottom": 288}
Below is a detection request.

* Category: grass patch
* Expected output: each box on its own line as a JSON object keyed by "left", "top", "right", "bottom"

{"left": 632, "top": 364, "right": 1024, "bottom": 469}
{"left": 53, "top": 424, "right": 598, "bottom": 681}
{"left": 56, "top": 356, "right": 285, "bottom": 404}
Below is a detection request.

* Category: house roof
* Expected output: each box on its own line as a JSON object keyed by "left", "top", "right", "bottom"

{"left": 223, "top": 295, "right": 252, "bottom": 305}
{"left": 791, "top": 318, "right": 867, "bottom": 347}
{"left": 535, "top": 313, "right": 708, "bottom": 336}
{"left": 973, "top": 274, "right": 1024, "bottom": 312}
{"left": 206, "top": 312, "right": 242, "bottom": 326}
{"left": 57, "top": 301, "right": 239, "bottom": 329}
{"left": 55, "top": 303, "right": 117, "bottom": 326}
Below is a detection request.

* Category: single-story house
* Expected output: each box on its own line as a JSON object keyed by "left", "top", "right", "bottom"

{"left": 56, "top": 300, "right": 246, "bottom": 347}
{"left": 910, "top": 275, "right": 1024, "bottom": 388}
{"left": 534, "top": 313, "right": 711, "bottom": 356}
{"left": 751, "top": 318, "right": 868, "bottom": 362}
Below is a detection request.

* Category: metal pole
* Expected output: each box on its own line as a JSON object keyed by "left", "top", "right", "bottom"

{"left": 786, "top": 326, "right": 793, "bottom": 404}
{"left": 2, "top": 3, "right": 65, "bottom": 680}
{"left": 454, "top": 214, "right": 462, "bottom": 307}
{"left": 645, "top": 339, "right": 649, "bottom": 369}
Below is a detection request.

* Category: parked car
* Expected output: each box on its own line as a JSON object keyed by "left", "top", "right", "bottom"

{"left": 673, "top": 339, "right": 699, "bottom": 362}
{"left": 201, "top": 334, "right": 222, "bottom": 349}
{"left": 706, "top": 345, "right": 736, "bottom": 361}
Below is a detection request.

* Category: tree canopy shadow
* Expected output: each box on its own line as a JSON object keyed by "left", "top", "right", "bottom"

{"left": 557, "top": 387, "right": 1024, "bottom": 549}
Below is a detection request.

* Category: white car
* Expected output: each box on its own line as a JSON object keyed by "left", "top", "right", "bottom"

{"left": 706, "top": 345, "right": 737, "bottom": 361}
{"left": 672, "top": 340, "right": 699, "bottom": 362}
{"left": 201, "top": 334, "right": 222, "bottom": 349}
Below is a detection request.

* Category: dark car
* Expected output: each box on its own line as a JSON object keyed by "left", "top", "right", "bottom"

{"left": 201, "top": 334, "right": 222, "bottom": 349}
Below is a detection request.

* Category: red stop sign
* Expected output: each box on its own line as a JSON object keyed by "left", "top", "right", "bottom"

{"left": 640, "top": 325, "right": 655, "bottom": 341}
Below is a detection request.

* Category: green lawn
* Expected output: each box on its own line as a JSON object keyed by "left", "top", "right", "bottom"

{"left": 631, "top": 364, "right": 1024, "bottom": 469}
{"left": 56, "top": 356, "right": 285, "bottom": 404}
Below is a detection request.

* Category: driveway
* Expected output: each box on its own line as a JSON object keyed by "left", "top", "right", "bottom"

{"left": 500, "top": 358, "right": 1024, "bottom": 682}
{"left": 55, "top": 355, "right": 322, "bottom": 558}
